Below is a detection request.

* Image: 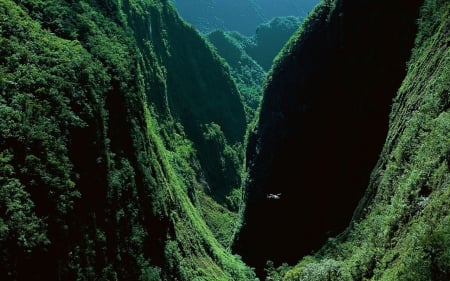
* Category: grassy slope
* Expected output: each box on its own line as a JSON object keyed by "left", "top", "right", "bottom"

{"left": 281, "top": 0, "right": 450, "bottom": 280}
{"left": 0, "top": 0, "right": 255, "bottom": 280}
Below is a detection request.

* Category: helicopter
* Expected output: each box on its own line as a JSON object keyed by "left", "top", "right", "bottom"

{"left": 266, "top": 193, "right": 281, "bottom": 200}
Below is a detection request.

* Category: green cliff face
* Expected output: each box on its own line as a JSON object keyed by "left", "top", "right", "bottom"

{"left": 0, "top": 0, "right": 254, "bottom": 280}
{"left": 132, "top": 1, "right": 248, "bottom": 205}
{"left": 1, "top": 0, "right": 448, "bottom": 280}
{"left": 235, "top": 0, "right": 449, "bottom": 279}
{"left": 246, "top": 16, "right": 303, "bottom": 71}
{"left": 283, "top": 1, "right": 450, "bottom": 279}
{"left": 206, "top": 30, "right": 265, "bottom": 117}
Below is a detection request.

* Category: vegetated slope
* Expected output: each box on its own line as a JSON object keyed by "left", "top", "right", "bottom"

{"left": 142, "top": 1, "right": 247, "bottom": 205}
{"left": 233, "top": 0, "right": 424, "bottom": 277}
{"left": 172, "top": 0, "right": 319, "bottom": 35}
{"left": 282, "top": 0, "right": 449, "bottom": 279}
{"left": 206, "top": 17, "right": 301, "bottom": 118}
{"left": 0, "top": 0, "right": 255, "bottom": 280}
{"left": 207, "top": 30, "right": 265, "bottom": 116}
{"left": 246, "top": 16, "right": 302, "bottom": 71}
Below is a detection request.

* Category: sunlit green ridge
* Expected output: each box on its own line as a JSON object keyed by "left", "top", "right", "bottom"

{"left": 0, "top": 0, "right": 254, "bottom": 279}
{"left": 235, "top": 0, "right": 449, "bottom": 279}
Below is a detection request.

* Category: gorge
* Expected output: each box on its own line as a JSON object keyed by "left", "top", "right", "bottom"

{"left": 0, "top": 0, "right": 448, "bottom": 280}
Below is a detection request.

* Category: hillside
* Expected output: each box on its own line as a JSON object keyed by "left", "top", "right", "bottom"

{"left": 206, "top": 16, "right": 301, "bottom": 118}
{"left": 282, "top": 0, "right": 450, "bottom": 279}
{"left": 172, "top": 0, "right": 319, "bottom": 35}
{"left": 0, "top": 0, "right": 254, "bottom": 280}
{"left": 1, "top": 0, "right": 448, "bottom": 280}
{"left": 246, "top": 16, "right": 303, "bottom": 71}
{"left": 233, "top": 0, "right": 435, "bottom": 277}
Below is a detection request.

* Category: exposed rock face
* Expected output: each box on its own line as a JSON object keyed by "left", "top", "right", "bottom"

{"left": 233, "top": 0, "right": 423, "bottom": 276}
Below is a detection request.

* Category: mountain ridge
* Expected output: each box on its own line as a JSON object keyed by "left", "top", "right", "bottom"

{"left": 0, "top": 0, "right": 255, "bottom": 280}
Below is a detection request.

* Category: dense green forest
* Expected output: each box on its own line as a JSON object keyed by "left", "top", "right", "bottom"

{"left": 0, "top": 0, "right": 255, "bottom": 280}
{"left": 234, "top": 0, "right": 450, "bottom": 279}
{"left": 1, "top": 0, "right": 449, "bottom": 280}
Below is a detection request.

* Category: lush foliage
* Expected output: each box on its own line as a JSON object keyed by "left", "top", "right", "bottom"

{"left": 278, "top": 0, "right": 450, "bottom": 280}
{"left": 2, "top": 0, "right": 447, "bottom": 280}
{"left": 245, "top": 16, "right": 302, "bottom": 70}
{"left": 206, "top": 17, "right": 302, "bottom": 121}
{"left": 0, "top": 0, "right": 255, "bottom": 280}
{"left": 145, "top": 4, "right": 248, "bottom": 205}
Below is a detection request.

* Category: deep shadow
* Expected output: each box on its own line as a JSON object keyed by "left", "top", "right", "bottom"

{"left": 233, "top": 0, "right": 423, "bottom": 278}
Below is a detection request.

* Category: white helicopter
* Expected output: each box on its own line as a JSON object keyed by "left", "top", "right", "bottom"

{"left": 267, "top": 193, "right": 281, "bottom": 200}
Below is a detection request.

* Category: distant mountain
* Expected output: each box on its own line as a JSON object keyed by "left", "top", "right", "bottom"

{"left": 246, "top": 16, "right": 302, "bottom": 70}
{"left": 2, "top": 0, "right": 448, "bottom": 280}
{"left": 172, "top": 0, "right": 320, "bottom": 35}
{"left": 206, "top": 16, "right": 301, "bottom": 120}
